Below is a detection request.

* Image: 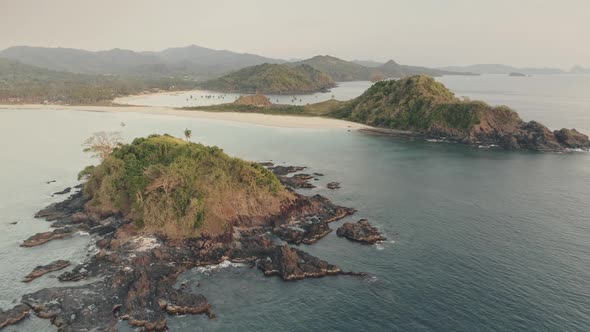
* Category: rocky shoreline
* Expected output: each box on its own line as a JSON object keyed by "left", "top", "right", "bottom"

{"left": 1, "top": 164, "right": 379, "bottom": 331}
{"left": 360, "top": 123, "right": 590, "bottom": 152}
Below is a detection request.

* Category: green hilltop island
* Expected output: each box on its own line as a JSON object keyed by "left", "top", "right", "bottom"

{"left": 199, "top": 63, "right": 335, "bottom": 94}
{"left": 330, "top": 76, "right": 589, "bottom": 151}
{"left": 5, "top": 134, "right": 376, "bottom": 330}
{"left": 190, "top": 75, "right": 589, "bottom": 152}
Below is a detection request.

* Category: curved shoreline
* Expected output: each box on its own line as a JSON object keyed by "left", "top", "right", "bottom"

{"left": 0, "top": 104, "right": 369, "bottom": 129}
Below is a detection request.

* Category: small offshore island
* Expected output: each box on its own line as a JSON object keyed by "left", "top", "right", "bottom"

{"left": 188, "top": 75, "right": 590, "bottom": 151}
{"left": 1, "top": 135, "right": 381, "bottom": 331}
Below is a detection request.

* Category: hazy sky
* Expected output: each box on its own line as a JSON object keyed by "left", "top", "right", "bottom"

{"left": 1, "top": 0, "right": 589, "bottom": 68}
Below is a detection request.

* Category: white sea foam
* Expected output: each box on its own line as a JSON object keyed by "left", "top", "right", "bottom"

{"left": 195, "top": 260, "right": 246, "bottom": 275}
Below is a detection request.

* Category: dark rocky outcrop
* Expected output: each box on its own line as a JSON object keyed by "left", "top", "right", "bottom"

{"left": 34, "top": 189, "right": 87, "bottom": 221}
{"left": 0, "top": 304, "right": 30, "bottom": 329}
{"left": 20, "top": 227, "right": 77, "bottom": 247}
{"left": 273, "top": 220, "right": 332, "bottom": 244}
{"left": 4, "top": 165, "right": 365, "bottom": 331}
{"left": 554, "top": 128, "right": 590, "bottom": 149}
{"left": 279, "top": 174, "right": 317, "bottom": 189}
{"left": 336, "top": 219, "right": 386, "bottom": 244}
{"left": 22, "top": 260, "right": 71, "bottom": 283}
{"left": 336, "top": 76, "right": 590, "bottom": 152}
{"left": 267, "top": 165, "right": 306, "bottom": 176}
{"left": 256, "top": 245, "right": 342, "bottom": 281}
{"left": 51, "top": 187, "right": 71, "bottom": 197}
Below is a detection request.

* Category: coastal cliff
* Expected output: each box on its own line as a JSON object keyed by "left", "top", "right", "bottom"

{"left": 332, "top": 76, "right": 590, "bottom": 151}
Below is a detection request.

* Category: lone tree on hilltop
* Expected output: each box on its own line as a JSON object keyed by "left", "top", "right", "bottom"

{"left": 82, "top": 132, "right": 123, "bottom": 160}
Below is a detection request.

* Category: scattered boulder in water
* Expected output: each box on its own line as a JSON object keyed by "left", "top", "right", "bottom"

{"left": 22, "top": 260, "right": 71, "bottom": 283}
{"left": 51, "top": 187, "right": 71, "bottom": 197}
{"left": 327, "top": 182, "right": 341, "bottom": 189}
{"left": 337, "top": 219, "right": 386, "bottom": 244}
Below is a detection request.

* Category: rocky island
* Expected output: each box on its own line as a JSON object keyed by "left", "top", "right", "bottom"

{"left": 331, "top": 76, "right": 590, "bottom": 151}
{"left": 1, "top": 134, "right": 373, "bottom": 331}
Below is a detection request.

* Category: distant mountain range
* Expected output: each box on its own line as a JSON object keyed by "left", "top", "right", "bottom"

{"left": 292, "top": 56, "right": 474, "bottom": 81}
{"left": 438, "top": 64, "right": 579, "bottom": 75}
{"left": 0, "top": 45, "right": 284, "bottom": 80}
{"left": 0, "top": 45, "right": 474, "bottom": 82}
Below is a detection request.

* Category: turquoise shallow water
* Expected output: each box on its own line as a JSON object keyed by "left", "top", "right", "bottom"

{"left": 1, "top": 75, "right": 590, "bottom": 331}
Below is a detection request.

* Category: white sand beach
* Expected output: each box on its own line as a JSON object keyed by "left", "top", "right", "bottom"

{"left": 0, "top": 104, "right": 368, "bottom": 129}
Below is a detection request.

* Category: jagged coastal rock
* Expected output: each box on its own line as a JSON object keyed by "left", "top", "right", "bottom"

{"left": 22, "top": 260, "right": 71, "bottom": 283}
{"left": 337, "top": 219, "right": 386, "bottom": 244}
{"left": 332, "top": 76, "right": 590, "bottom": 151}
{"left": 3, "top": 135, "right": 368, "bottom": 331}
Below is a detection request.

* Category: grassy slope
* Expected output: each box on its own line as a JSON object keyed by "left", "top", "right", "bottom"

{"left": 331, "top": 76, "right": 501, "bottom": 133}
{"left": 80, "top": 135, "right": 293, "bottom": 237}
{"left": 199, "top": 63, "right": 335, "bottom": 94}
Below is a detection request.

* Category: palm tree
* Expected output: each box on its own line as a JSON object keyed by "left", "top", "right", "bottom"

{"left": 184, "top": 128, "right": 192, "bottom": 141}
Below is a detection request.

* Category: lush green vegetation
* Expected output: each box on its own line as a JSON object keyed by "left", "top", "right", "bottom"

{"left": 331, "top": 76, "right": 488, "bottom": 133}
{"left": 333, "top": 76, "right": 457, "bottom": 129}
{"left": 79, "top": 134, "right": 292, "bottom": 237}
{"left": 0, "top": 58, "right": 197, "bottom": 104}
{"left": 200, "top": 63, "right": 335, "bottom": 94}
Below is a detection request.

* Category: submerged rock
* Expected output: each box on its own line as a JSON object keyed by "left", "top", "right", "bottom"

{"left": 337, "top": 219, "right": 386, "bottom": 244}
{"left": 327, "top": 182, "right": 341, "bottom": 189}
{"left": 22, "top": 260, "right": 71, "bottom": 283}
